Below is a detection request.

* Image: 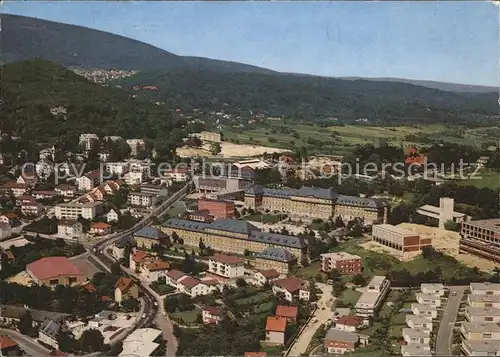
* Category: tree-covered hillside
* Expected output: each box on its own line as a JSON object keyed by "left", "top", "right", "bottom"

{"left": 0, "top": 60, "right": 186, "bottom": 156}
{"left": 116, "top": 70, "right": 498, "bottom": 124}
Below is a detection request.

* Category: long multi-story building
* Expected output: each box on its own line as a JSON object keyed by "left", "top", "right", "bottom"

{"left": 355, "top": 276, "right": 390, "bottom": 317}
{"left": 161, "top": 218, "right": 308, "bottom": 264}
{"left": 320, "top": 252, "right": 363, "bottom": 274}
{"left": 460, "top": 220, "right": 500, "bottom": 263}
{"left": 372, "top": 224, "right": 432, "bottom": 253}
{"left": 244, "top": 185, "right": 389, "bottom": 223}
{"left": 194, "top": 175, "right": 253, "bottom": 193}
{"left": 198, "top": 198, "right": 235, "bottom": 219}
{"left": 55, "top": 202, "right": 102, "bottom": 220}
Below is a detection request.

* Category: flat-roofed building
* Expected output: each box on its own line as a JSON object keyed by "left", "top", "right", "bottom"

{"left": 465, "top": 307, "right": 500, "bottom": 323}
{"left": 198, "top": 199, "right": 235, "bottom": 219}
{"left": 470, "top": 282, "right": 500, "bottom": 296}
{"left": 194, "top": 175, "right": 253, "bottom": 193}
{"left": 417, "top": 197, "right": 468, "bottom": 229}
{"left": 55, "top": 202, "right": 102, "bottom": 220}
{"left": 371, "top": 224, "right": 431, "bottom": 253}
{"left": 421, "top": 283, "right": 445, "bottom": 296}
{"left": 355, "top": 276, "right": 390, "bottom": 317}
{"left": 401, "top": 344, "right": 432, "bottom": 357}
{"left": 324, "top": 328, "right": 361, "bottom": 355}
{"left": 461, "top": 322, "right": 500, "bottom": 340}
{"left": 320, "top": 252, "right": 363, "bottom": 274}
{"left": 461, "top": 339, "right": 500, "bottom": 356}
{"left": 468, "top": 294, "right": 500, "bottom": 309}
{"left": 208, "top": 254, "right": 245, "bottom": 279}
{"left": 402, "top": 328, "right": 431, "bottom": 345}
{"left": 411, "top": 304, "right": 438, "bottom": 319}
{"left": 460, "top": 219, "right": 500, "bottom": 263}
{"left": 406, "top": 315, "right": 433, "bottom": 330}
{"left": 119, "top": 328, "right": 162, "bottom": 357}
{"left": 416, "top": 293, "right": 442, "bottom": 307}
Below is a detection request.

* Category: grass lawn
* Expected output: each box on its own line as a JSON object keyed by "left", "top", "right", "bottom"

{"left": 455, "top": 169, "right": 500, "bottom": 189}
{"left": 235, "top": 292, "right": 273, "bottom": 306}
{"left": 244, "top": 213, "right": 285, "bottom": 224}
{"left": 254, "top": 301, "right": 275, "bottom": 314}
{"left": 150, "top": 282, "right": 176, "bottom": 295}
{"left": 171, "top": 307, "right": 202, "bottom": 324}
{"left": 341, "top": 289, "right": 361, "bottom": 306}
{"left": 163, "top": 201, "right": 186, "bottom": 218}
{"left": 295, "top": 261, "right": 325, "bottom": 280}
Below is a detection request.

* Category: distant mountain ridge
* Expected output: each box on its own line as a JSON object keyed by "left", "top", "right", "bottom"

{"left": 1, "top": 13, "right": 496, "bottom": 95}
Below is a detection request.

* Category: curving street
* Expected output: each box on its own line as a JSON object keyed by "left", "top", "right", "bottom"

{"left": 0, "top": 328, "right": 50, "bottom": 357}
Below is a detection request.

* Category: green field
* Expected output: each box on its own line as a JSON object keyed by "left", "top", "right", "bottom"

{"left": 224, "top": 123, "right": 498, "bottom": 156}
{"left": 171, "top": 307, "right": 202, "bottom": 324}
{"left": 340, "top": 288, "right": 361, "bottom": 306}
{"left": 234, "top": 292, "right": 273, "bottom": 306}
{"left": 455, "top": 169, "right": 499, "bottom": 189}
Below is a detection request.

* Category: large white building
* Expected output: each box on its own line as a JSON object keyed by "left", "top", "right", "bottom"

{"left": 470, "top": 283, "right": 500, "bottom": 296}
{"left": 55, "top": 202, "right": 102, "bottom": 220}
{"left": 57, "top": 220, "right": 83, "bottom": 239}
{"left": 355, "top": 276, "right": 390, "bottom": 317}
{"left": 208, "top": 254, "right": 245, "bottom": 279}
{"left": 417, "top": 197, "right": 468, "bottom": 229}
{"left": 79, "top": 133, "right": 99, "bottom": 151}
{"left": 119, "top": 328, "right": 163, "bottom": 357}
{"left": 105, "top": 162, "right": 130, "bottom": 176}
{"left": 128, "top": 192, "right": 157, "bottom": 208}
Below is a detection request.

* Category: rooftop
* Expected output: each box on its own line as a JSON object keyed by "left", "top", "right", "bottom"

{"left": 469, "top": 294, "right": 500, "bottom": 303}
{"left": 320, "top": 252, "right": 362, "bottom": 261}
{"left": 275, "top": 305, "right": 298, "bottom": 319}
{"left": 325, "top": 328, "right": 359, "bottom": 343}
{"left": 134, "top": 226, "right": 166, "bottom": 240}
{"left": 251, "top": 231, "right": 307, "bottom": 249}
{"left": 209, "top": 254, "right": 243, "bottom": 265}
{"left": 273, "top": 277, "right": 308, "bottom": 293}
{"left": 265, "top": 316, "right": 287, "bottom": 332}
{"left": 0, "top": 335, "right": 18, "bottom": 349}
{"left": 145, "top": 261, "right": 171, "bottom": 272}
{"left": 373, "top": 224, "right": 419, "bottom": 237}
{"left": 463, "top": 340, "right": 500, "bottom": 353}
{"left": 27, "top": 256, "right": 84, "bottom": 281}
{"left": 166, "top": 270, "right": 187, "bottom": 281}
{"left": 257, "top": 247, "right": 296, "bottom": 262}
{"left": 470, "top": 282, "right": 500, "bottom": 292}
{"left": 336, "top": 315, "right": 363, "bottom": 327}
{"left": 115, "top": 277, "right": 134, "bottom": 293}
{"left": 368, "top": 275, "right": 387, "bottom": 287}
{"left": 412, "top": 303, "right": 438, "bottom": 312}
{"left": 464, "top": 219, "right": 500, "bottom": 233}
{"left": 402, "top": 328, "right": 431, "bottom": 338}
{"left": 257, "top": 269, "right": 281, "bottom": 279}
{"left": 466, "top": 306, "right": 500, "bottom": 316}
{"left": 421, "top": 283, "right": 444, "bottom": 290}
{"left": 462, "top": 322, "right": 500, "bottom": 334}
{"left": 418, "top": 204, "right": 465, "bottom": 218}
{"left": 405, "top": 314, "right": 433, "bottom": 324}
{"left": 401, "top": 344, "right": 432, "bottom": 356}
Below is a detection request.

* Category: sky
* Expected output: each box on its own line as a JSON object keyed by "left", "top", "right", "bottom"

{"left": 2, "top": 1, "right": 499, "bottom": 86}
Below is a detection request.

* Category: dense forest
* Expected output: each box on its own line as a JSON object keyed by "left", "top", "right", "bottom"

{"left": 0, "top": 60, "right": 187, "bottom": 158}
{"left": 116, "top": 70, "right": 497, "bottom": 124}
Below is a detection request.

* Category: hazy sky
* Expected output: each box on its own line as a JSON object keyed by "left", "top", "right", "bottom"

{"left": 2, "top": 1, "right": 499, "bottom": 86}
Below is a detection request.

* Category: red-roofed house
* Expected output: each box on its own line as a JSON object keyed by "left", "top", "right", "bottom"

{"left": 140, "top": 260, "right": 171, "bottom": 282}
{"left": 202, "top": 306, "right": 225, "bottom": 325}
{"left": 208, "top": 254, "right": 244, "bottom": 279}
{"left": 275, "top": 305, "right": 299, "bottom": 323}
{"left": 114, "top": 277, "right": 139, "bottom": 304}
{"left": 244, "top": 353, "right": 267, "bottom": 357}
{"left": 129, "top": 250, "right": 151, "bottom": 271}
{"left": 265, "top": 316, "right": 287, "bottom": 346}
{"left": 82, "top": 281, "right": 97, "bottom": 293}
{"left": 0, "top": 213, "right": 18, "bottom": 226}
{"left": 335, "top": 315, "right": 363, "bottom": 332}
{"left": 0, "top": 335, "right": 19, "bottom": 355}
{"left": 272, "top": 277, "right": 310, "bottom": 302}
{"left": 178, "top": 276, "right": 217, "bottom": 297}
{"left": 165, "top": 269, "right": 188, "bottom": 288}
{"left": 90, "top": 222, "right": 112, "bottom": 235}
{"left": 253, "top": 269, "right": 281, "bottom": 286}
{"left": 26, "top": 257, "right": 85, "bottom": 287}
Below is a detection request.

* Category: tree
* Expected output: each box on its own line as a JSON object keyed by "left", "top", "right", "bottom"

{"left": 308, "top": 279, "right": 318, "bottom": 302}
{"left": 18, "top": 311, "right": 35, "bottom": 336}
{"left": 79, "top": 329, "right": 104, "bottom": 353}
{"left": 198, "top": 238, "right": 206, "bottom": 252}
{"left": 351, "top": 274, "right": 367, "bottom": 286}
{"left": 210, "top": 142, "right": 221, "bottom": 155}
{"left": 235, "top": 278, "right": 247, "bottom": 288}
{"left": 121, "top": 298, "right": 140, "bottom": 312}
{"left": 111, "top": 262, "right": 121, "bottom": 275}
{"left": 332, "top": 282, "right": 345, "bottom": 298}
{"left": 334, "top": 216, "right": 345, "bottom": 228}
{"left": 444, "top": 220, "right": 460, "bottom": 232}
{"left": 493, "top": 267, "right": 500, "bottom": 283}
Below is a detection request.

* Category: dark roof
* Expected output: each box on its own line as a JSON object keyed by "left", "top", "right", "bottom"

{"left": 209, "top": 219, "right": 259, "bottom": 235}
{"left": 336, "top": 195, "right": 388, "bottom": 208}
{"left": 134, "top": 226, "right": 166, "bottom": 240}
{"left": 0, "top": 305, "right": 71, "bottom": 322}
{"left": 114, "top": 234, "right": 136, "bottom": 249}
{"left": 325, "top": 328, "right": 359, "bottom": 343}
{"left": 40, "top": 318, "right": 63, "bottom": 338}
{"left": 257, "top": 247, "right": 296, "bottom": 262}
{"left": 163, "top": 218, "right": 210, "bottom": 232}
{"left": 294, "top": 186, "right": 338, "bottom": 200}
{"left": 251, "top": 232, "right": 307, "bottom": 249}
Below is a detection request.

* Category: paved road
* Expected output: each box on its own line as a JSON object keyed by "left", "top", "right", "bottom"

{"left": 0, "top": 328, "right": 50, "bottom": 357}
{"left": 287, "top": 283, "right": 334, "bottom": 356}
{"left": 435, "top": 286, "right": 466, "bottom": 356}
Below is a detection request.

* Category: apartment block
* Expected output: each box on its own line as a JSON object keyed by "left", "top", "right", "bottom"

{"left": 461, "top": 322, "right": 500, "bottom": 340}
{"left": 55, "top": 202, "right": 102, "bottom": 220}
{"left": 460, "top": 219, "right": 500, "bottom": 263}
{"left": 461, "top": 340, "right": 500, "bottom": 356}
{"left": 128, "top": 192, "right": 157, "bottom": 208}
{"left": 355, "top": 276, "right": 390, "bottom": 317}
{"left": 465, "top": 307, "right": 500, "bottom": 323}
{"left": 470, "top": 282, "right": 500, "bottom": 296}
{"left": 371, "top": 224, "right": 431, "bottom": 252}
{"left": 416, "top": 292, "right": 442, "bottom": 307}
{"left": 320, "top": 252, "right": 363, "bottom": 274}
{"left": 402, "top": 328, "right": 431, "bottom": 345}
{"left": 421, "top": 283, "right": 445, "bottom": 297}
{"left": 208, "top": 254, "right": 245, "bottom": 279}
{"left": 198, "top": 199, "right": 235, "bottom": 219}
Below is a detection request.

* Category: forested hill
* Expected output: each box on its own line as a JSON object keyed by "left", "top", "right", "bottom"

{"left": 115, "top": 70, "right": 498, "bottom": 124}
{"left": 0, "top": 60, "right": 186, "bottom": 154}
{"left": 0, "top": 14, "right": 275, "bottom": 74}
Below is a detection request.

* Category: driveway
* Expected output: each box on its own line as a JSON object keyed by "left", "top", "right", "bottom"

{"left": 287, "top": 283, "right": 333, "bottom": 356}
{"left": 435, "top": 286, "right": 466, "bottom": 356}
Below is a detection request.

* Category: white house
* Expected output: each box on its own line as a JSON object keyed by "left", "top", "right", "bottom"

{"left": 416, "top": 293, "right": 442, "bottom": 307}
{"left": 401, "top": 344, "right": 432, "bottom": 356}
{"left": 465, "top": 307, "right": 500, "bottom": 323}
{"left": 208, "top": 254, "right": 245, "bottom": 279}
{"left": 128, "top": 192, "right": 157, "bottom": 208}
{"left": 57, "top": 219, "right": 83, "bottom": 239}
{"left": 406, "top": 315, "right": 433, "bottom": 330}
{"left": 420, "top": 283, "right": 445, "bottom": 297}
{"left": 105, "top": 162, "right": 130, "bottom": 176}
{"left": 55, "top": 184, "right": 77, "bottom": 198}
{"left": 79, "top": 133, "right": 99, "bottom": 151}
{"left": 202, "top": 306, "right": 225, "bottom": 325}
{"left": 77, "top": 170, "right": 101, "bottom": 191}
{"left": 402, "top": 328, "right": 431, "bottom": 345}
{"left": 334, "top": 315, "right": 363, "bottom": 332}
{"left": 165, "top": 269, "right": 188, "bottom": 288}
{"left": 460, "top": 322, "right": 500, "bottom": 341}
{"left": 411, "top": 303, "right": 438, "bottom": 319}
{"left": 107, "top": 209, "right": 120, "bottom": 223}
{"left": 177, "top": 276, "right": 218, "bottom": 297}
{"left": 470, "top": 283, "right": 500, "bottom": 296}
{"left": 140, "top": 261, "right": 171, "bottom": 283}
{"left": 38, "top": 319, "right": 64, "bottom": 350}
{"left": 0, "top": 223, "right": 12, "bottom": 239}
{"left": 90, "top": 222, "right": 112, "bottom": 235}
{"left": 21, "top": 202, "right": 44, "bottom": 216}
{"left": 271, "top": 277, "right": 310, "bottom": 303}
{"left": 253, "top": 269, "right": 281, "bottom": 287}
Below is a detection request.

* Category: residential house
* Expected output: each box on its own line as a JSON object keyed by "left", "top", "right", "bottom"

{"left": 112, "top": 235, "right": 135, "bottom": 261}
{"left": 0, "top": 335, "right": 20, "bottom": 356}
{"left": 33, "top": 190, "right": 57, "bottom": 200}
{"left": 165, "top": 269, "right": 188, "bottom": 288}
{"left": 208, "top": 254, "right": 245, "bottom": 279}
{"left": 55, "top": 184, "right": 77, "bottom": 199}
{"left": 107, "top": 209, "right": 120, "bottom": 223}
{"left": 402, "top": 328, "right": 431, "bottom": 345}
{"left": 178, "top": 277, "right": 218, "bottom": 298}
{"left": 140, "top": 184, "right": 169, "bottom": 197}
{"left": 460, "top": 322, "right": 500, "bottom": 340}
{"left": 21, "top": 202, "right": 44, "bottom": 216}
{"left": 465, "top": 307, "right": 500, "bottom": 323}
{"left": 461, "top": 340, "right": 500, "bottom": 356}
{"left": 140, "top": 261, "right": 170, "bottom": 283}
{"left": 0, "top": 213, "right": 18, "bottom": 226}
{"left": 468, "top": 294, "right": 500, "bottom": 309}
{"left": 202, "top": 306, "right": 225, "bottom": 325}
{"left": 421, "top": 283, "right": 445, "bottom": 297}
{"left": 411, "top": 304, "right": 438, "bottom": 319}
{"left": 57, "top": 219, "right": 83, "bottom": 239}
{"left": 114, "top": 277, "right": 139, "bottom": 304}
{"left": 244, "top": 353, "right": 267, "bottom": 357}
{"left": 470, "top": 282, "right": 500, "bottom": 296}
{"left": 416, "top": 293, "right": 442, "bottom": 307}
{"left": 0, "top": 153, "right": 12, "bottom": 166}
{"left": 79, "top": 133, "right": 99, "bottom": 151}
{"left": 105, "top": 162, "right": 130, "bottom": 176}
{"left": 253, "top": 269, "right": 281, "bottom": 287}
{"left": 119, "top": 328, "right": 163, "bottom": 357}
{"left": 39, "top": 318, "right": 65, "bottom": 350}
{"left": 265, "top": 316, "right": 287, "bottom": 346}
{"left": 0, "top": 223, "right": 12, "bottom": 240}
{"left": 91, "top": 222, "right": 112, "bottom": 235}
{"left": 128, "top": 192, "right": 157, "bottom": 208}
{"left": 275, "top": 305, "right": 298, "bottom": 323}
{"left": 17, "top": 172, "right": 38, "bottom": 187}
{"left": 134, "top": 227, "right": 167, "bottom": 249}
{"left": 129, "top": 250, "right": 152, "bottom": 272}
{"left": 406, "top": 315, "right": 433, "bottom": 330}
{"left": 162, "top": 168, "right": 189, "bottom": 183}
{"left": 324, "top": 329, "right": 361, "bottom": 354}
{"left": 77, "top": 170, "right": 101, "bottom": 191}
{"left": 27, "top": 257, "right": 85, "bottom": 287}
{"left": 401, "top": 344, "right": 432, "bottom": 356}
{"left": 334, "top": 316, "right": 363, "bottom": 332}
{"left": 6, "top": 183, "right": 30, "bottom": 197}
{"left": 272, "top": 277, "right": 310, "bottom": 302}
